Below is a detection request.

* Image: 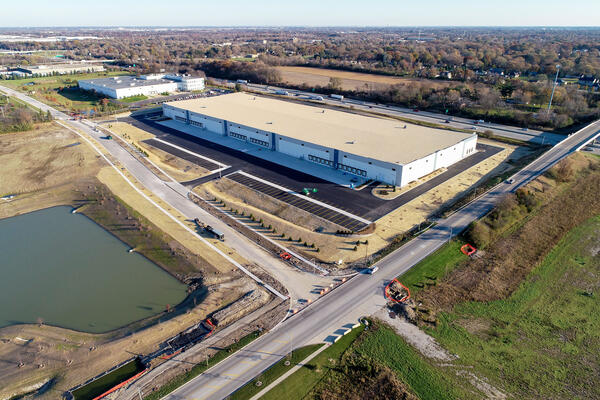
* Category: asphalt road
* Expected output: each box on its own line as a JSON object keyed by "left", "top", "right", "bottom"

{"left": 160, "top": 119, "right": 600, "bottom": 400}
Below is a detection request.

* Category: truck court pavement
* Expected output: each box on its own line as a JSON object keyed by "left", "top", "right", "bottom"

{"left": 127, "top": 113, "right": 504, "bottom": 222}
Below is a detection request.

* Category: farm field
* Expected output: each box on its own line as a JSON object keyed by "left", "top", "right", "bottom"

{"left": 276, "top": 66, "right": 459, "bottom": 91}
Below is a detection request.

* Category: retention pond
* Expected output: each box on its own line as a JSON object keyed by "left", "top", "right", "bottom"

{"left": 0, "top": 206, "right": 187, "bottom": 333}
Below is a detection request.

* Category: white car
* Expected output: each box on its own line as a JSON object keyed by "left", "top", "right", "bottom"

{"left": 366, "top": 266, "right": 379, "bottom": 274}
{"left": 506, "top": 178, "right": 515, "bottom": 184}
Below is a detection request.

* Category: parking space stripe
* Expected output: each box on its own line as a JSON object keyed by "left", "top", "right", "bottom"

{"left": 226, "top": 172, "right": 368, "bottom": 231}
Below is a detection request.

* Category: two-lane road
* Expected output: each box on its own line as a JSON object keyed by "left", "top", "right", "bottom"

{"left": 162, "top": 120, "right": 600, "bottom": 399}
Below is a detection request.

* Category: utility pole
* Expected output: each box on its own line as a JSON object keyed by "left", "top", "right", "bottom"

{"left": 547, "top": 64, "right": 561, "bottom": 114}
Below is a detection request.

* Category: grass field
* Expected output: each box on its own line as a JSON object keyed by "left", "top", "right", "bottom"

{"left": 229, "top": 344, "right": 323, "bottom": 400}
{"left": 428, "top": 214, "right": 600, "bottom": 399}
{"left": 355, "top": 324, "right": 467, "bottom": 400}
{"left": 119, "top": 94, "right": 148, "bottom": 103}
{"left": 144, "top": 331, "right": 261, "bottom": 400}
{"left": 398, "top": 239, "right": 467, "bottom": 295}
{"left": 261, "top": 326, "right": 364, "bottom": 400}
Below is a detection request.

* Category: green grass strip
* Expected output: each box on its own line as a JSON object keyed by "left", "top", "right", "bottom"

{"left": 356, "top": 325, "right": 464, "bottom": 400}
{"left": 72, "top": 358, "right": 144, "bottom": 400}
{"left": 398, "top": 239, "right": 467, "bottom": 295}
{"left": 229, "top": 343, "right": 323, "bottom": 400}
{"left": 261, "top": 325, "right": 365, "bottom": 400}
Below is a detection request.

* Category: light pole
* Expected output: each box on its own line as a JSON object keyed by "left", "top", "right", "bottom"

{"left": 547, "top": 64, "right": 560, "bottom": 114}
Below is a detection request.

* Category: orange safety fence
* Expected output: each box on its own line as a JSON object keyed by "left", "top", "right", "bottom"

{"left": 384, "top": 278, "right": 411, "bottom": 303}
{"left": 91, "top": 368, "right": 148, "bottom": 400}
{"left": 460, "top": 244, "right": 477, "bottom": 256}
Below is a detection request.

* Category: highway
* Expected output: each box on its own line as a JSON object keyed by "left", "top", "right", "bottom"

{"left": 158, "top": 119, "right": 600, "bottom": 399}
{"left": 212, "top": 78, "right": 565, "bottom": 145}
{"left": 2, "top": 83, "right": 599, "bottom": 400}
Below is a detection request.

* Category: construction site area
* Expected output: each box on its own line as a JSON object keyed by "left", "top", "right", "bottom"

{"left": 0, "top": 120, "right": 294, "bottom": 400}
{"left": 106, "top": 108, "right": 535, "bottom": 268}
{"left": 0, "top": 94, "right": 546, "bottom": 400}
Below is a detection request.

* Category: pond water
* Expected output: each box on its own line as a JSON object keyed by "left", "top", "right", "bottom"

{"left": 0, "top": 206, "right": 187, "bottom": 333}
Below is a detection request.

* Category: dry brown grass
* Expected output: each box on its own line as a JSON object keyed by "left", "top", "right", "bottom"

{"left": 0, "top": 123, "right": 102, "bottom": 196}
{"left": 103, "top": 121, "right": 210, "bottom": 182}
{"left": 97, "top": 167, "right": 241, "bottom": 273}
{"left": 276, "top": 66, "right": 459, "bottom": 91}
{"left": 417, "top": 152, "right": 600, "bottom": 314}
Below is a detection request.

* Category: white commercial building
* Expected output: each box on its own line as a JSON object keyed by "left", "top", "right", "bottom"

{"left": 162, "top": 93, "right": 477, "bottom": 187}
{"left": 18, "top": 63, "right": 105, "bottom": 76}
{"left": 78, "top": 74, "right": 204, "bottom": 99}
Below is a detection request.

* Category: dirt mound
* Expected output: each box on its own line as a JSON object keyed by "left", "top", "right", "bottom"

{"left": 418, "top": 160, "right": 600, "bottom": 315}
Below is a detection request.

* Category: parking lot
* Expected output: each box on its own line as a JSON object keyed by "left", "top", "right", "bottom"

{"left": 225, "top": 171, "right": 369, "bottom": 231}
{"left": 125, "top": 114, "right": 504, "bottom": 222}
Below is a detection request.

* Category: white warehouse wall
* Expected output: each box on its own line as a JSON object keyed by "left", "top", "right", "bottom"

{"left": 277, "top": 136, "right": 333, "bottom": 162}
{"left": 228, "top": 123, "right": 272, "bottom": 147}
{"left": 78, "top": 81, "right": 117, "bottom": 98}
{"left": 114, "top": 82, "right": 177, "bottom": 99}
{"left": 162, "top": 103, "right": 478, "bottom": 188}
{"left": 338, "top": 151, "right": 400, "bottom": 184}
{"left": 190, "top": 112, "right": 224, "bottom": 134}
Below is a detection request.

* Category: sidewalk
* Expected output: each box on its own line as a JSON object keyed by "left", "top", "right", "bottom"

{"left": 248, "top": 343, "right": 329, "bottom": 400}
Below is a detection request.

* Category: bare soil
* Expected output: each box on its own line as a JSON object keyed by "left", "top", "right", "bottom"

{"left": 277, "top": 66, "right": 459, "bottom": 92}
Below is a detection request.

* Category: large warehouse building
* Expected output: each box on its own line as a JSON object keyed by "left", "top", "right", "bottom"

{"left": 78, "top": 73, "right": 204, "bottom": 99}
{"left": 17, "top": 62, "right": 105, "bottom": 76}
{"left": 162, "top": 93, "right": 477, "bottom": 187}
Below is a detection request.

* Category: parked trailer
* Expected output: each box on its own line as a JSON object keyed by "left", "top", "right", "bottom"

{"left": 205, "top": 225, "right": 224, "bottom": 240}
{"left": 330, "top": 94, "right": 344, "bottom": 100}
{"left": 194, "top": 218, "right": 224, "bottom": 240}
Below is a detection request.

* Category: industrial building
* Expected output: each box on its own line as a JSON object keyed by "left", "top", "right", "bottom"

{"left": 162, "top": 93, "right": 477, "bottom": 187}
{"left": 78, "top": 74, "right": 205, "bottom": 99}
{"left": 16, "top": 62, "right": 105, "bottom": 76}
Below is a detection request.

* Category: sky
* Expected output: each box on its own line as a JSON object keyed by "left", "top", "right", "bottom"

{"left": 1, "top": 0, "right": 599, "bottom": 28}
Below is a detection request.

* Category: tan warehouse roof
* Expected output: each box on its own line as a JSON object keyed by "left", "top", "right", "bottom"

{"left": 166, "top": 92, "right": 475, "bottom": 165}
